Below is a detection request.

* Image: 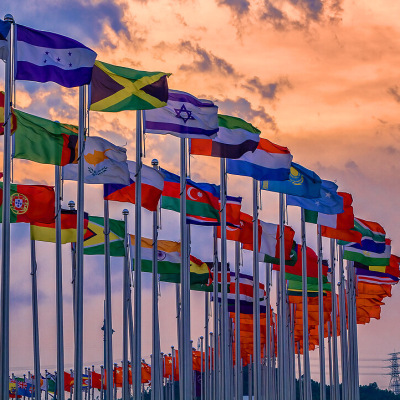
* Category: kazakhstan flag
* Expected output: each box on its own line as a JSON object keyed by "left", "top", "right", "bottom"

{"left": 261, "top": 162, "right": 321, "bottom": 198}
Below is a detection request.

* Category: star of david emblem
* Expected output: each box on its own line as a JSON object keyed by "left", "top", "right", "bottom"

{"left": 174, "top": 104, "right": 195, "bottom": 123}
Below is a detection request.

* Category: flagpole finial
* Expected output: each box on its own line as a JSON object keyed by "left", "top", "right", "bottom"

{"left": 151, "top": 159, "right": 159, "bottom": 166}
{"left": 122, "top": 209, "right": 129, "bottom": 216}
{"left": 4, "top": 14, "right": 14, "bottom": 22}
{"left": 68, "top": 200, "right": 75, "bottom": 210}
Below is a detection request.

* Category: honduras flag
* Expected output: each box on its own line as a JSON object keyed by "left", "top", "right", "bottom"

{"left": 15, "top": 24, "right": 97, "bottom": 87}
{"left": 262, "top": 162, "right": 321, "bottom": 198}
{"left": 226, "top": 137, "right": 292, "bottom": 181}
{"left": 287, "top": 180, "right": 344, "bottom": 214}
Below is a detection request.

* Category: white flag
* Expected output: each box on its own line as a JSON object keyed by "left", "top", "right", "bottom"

{"left": 63, "top": 136, "right": 130, "bottom": 184}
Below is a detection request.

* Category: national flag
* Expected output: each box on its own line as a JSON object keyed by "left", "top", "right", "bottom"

{"left": 144, "top": 89, "right": 219, "bottom": 138}
{"left": 9, "top": 379, "right": 17, "bottom": 398}
{"left": 286, "top": 180, "right": 344, "bottom": 214}
{"left": 161, "top": 168, "right": 220, "bottom": 221}
{"left": 130, "top": 235, "right": 181, "bottom": 273}
{"left": 304, "top": 192, "right": 354, "bottom": 230}
{"left": 15, "top": 24, "right": 97, "bottom": 87}
{"left": 321, "top": 226, "right": 362, "bottom": 243}
{"left": 89, "top": 60, "right": 170, "bottom": 112}
{"left": 264, "top": 240, "right": 299, "bottom": 265}
{"left": 16, "top": 378, "right": 32, "bottom": 397}
{"left": 355, "top": 268, "right": 399, "bottom": 285}
{"left": 339, "top": 217, "right": 386, "bottom": 246}
{"left": 30, "top": 209, "right": 89, "bottom": 243}
{"left": 0, "top": 91, "right": 17, "bottom": 135}
{"left": 226, "top": 138, "right": 292, "bottom": 181}
{"left": 190, "top": 114, "right": 260, "bottom": 159}
{"left": 262, "top": 162, "right": 321, "bottom": 198}
{"left": 90, "top": 371, "right": 103, "bottom": 390}
{"left": 287, "top": 278, "right": 330, "bottom": 293}
{"left": 46, "top": 373, "right": 56, "bottom": 394}
{"left": 63, "top": 136, "right": 130, "bottom": 185}
{"left": 83, "top": 216, "right": 125, "bottom": 257}
{"left": 186, "top": 195, "right": 242, "bottom": 226}
{"left": 0, "top": 183, "right": 55, "bottom": 223}
{"left": 64, "top": 372, "right": 74, "bottom": 392}
{"left": 217, "top": 212, "right": 254, "bottom": 244}
{"left": 12, "top": 109, "right": 79, "bottom": 165}
{"left": 343, "top": 238, "right": 391, "bottom": 266}
{"left": 0, "top": 19, "right": 11, "bottom": 61}
{"left": 104, "top": 161, "right": 164, "bottom": 211}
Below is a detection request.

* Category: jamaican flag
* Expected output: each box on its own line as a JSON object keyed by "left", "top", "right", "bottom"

{"left": 89, "top": 60, "right": 170, "bottom": 112}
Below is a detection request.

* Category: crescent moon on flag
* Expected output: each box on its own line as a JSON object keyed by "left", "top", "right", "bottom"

{"left": 187, "top": 186, "right": 197, "bottom": 200}
{"left": 226, "top": 225, "right": 237, "bottom": 232}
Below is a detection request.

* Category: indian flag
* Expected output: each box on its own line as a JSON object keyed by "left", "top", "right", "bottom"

{"left": 130, "top": 235, "right": 181, "bottom": 273}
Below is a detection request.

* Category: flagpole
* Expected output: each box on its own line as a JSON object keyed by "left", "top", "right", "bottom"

{"left": 74, "top": 84, "right": 87, "bottom": 400}
{"left": 235, "top": 241, "right": 241, "bottom": 400}
{"left": 317, "top": 224, "right": 326, "bottom": 400}
{"left": 134, "top": 109, "right": 143, "bottom": 399}
{"left": 327, "top": 320, "right": 333, "bottom": 400}
{"left": 330, "top": 239, "right": 340, "bottom": 400}
{"left": 128, "top": 272, "right": 135, "bottom": 399}
{"left": 351, "top": 265, "right": 360, "bottom": 400}
{"left": 54, "top": 166, "right": 65, "bottom": 400}
{"left": 212, "top": 227, "right": 219, "bottom": 400}
{"left": 0, "top": 15, "right": 14, "bottom": 400}
{"left": 30, "top": 240, "right": 41, "bottom": 400}
{"left": 122, "top": 209, "right": 130, "bottom": 400}
{"left": 219, "top": 158, "right": 229, "bottom": 400}
{"left": 300, "top": 208, "right": 311, "bottom": 400}
{"left": 265, "top": 263, "right": 271, "bottom": 400}
{"left": 151, "top": 159, "right": 161, "bottom": 400}
{"left": 204, "top": 292, "right": 209, "bottom": 400}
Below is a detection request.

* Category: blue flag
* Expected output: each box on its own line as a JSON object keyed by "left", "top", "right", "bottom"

{"left": 261, "top": 162, "right": 321, "bottom": 198}
{"left": 0, "top": 19, "right": 11, "bottom": 61}
{"left": 286, "top": 180, "right": 344, "bottom": 214}
{"left": 15, "top": 24, "right": 97, "bottom": 88}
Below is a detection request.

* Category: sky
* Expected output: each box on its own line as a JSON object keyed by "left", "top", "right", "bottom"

{"left": 1, "top": 0, "right": 400, "bottom": 390}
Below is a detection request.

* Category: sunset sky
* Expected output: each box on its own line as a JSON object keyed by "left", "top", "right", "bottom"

{"left": 1, "top": 0, "right": 400, "bottom": 389}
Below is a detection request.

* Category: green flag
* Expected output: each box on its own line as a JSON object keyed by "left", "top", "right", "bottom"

{"left": 264, "top": 241, "right": 298, "bottom": 266}
{"left": 83, "top": 216, "right": 125, "bottom": 256}
{"left": 13, "top": 109, "right": 79, "bottom": 166}
{"left": 90, "top": 60, "right": 170, "bottom": 112}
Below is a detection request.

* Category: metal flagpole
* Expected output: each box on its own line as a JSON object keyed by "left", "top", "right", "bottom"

{"left": 104, "top": 199, "right": 114, "bottom": 400}
{"left": 296, "top": 342, "right": 303, "bottom": 400}
{"left": 74, "top": 84, "right": 87, "bottom": 400}
{"left": 204, "top": 293, "right": 209, "bottom": 400}
{"left": 200, "top": 336, "right": 204, "bottom": 400}
{"left": 235, "top": 241, "right": 241, "bottom": 400}
{"left": 30, "top": 240, "right": 41, "bottom": 400}
{"left": 134, "top": 109, "right": 143, "bottom": 399}
{"left": 330, "top": 239, "right": 340, "bottom": 400}
{"left": 55, "top": 166, "right": 65, "bottom": 400}
{"left": 327, "top": 321, "right": 333, "bottom": 400}
{"left": 252, "top": 179, "right": 261, "bottom": 400}
{"left": 0, "top": 14, "right": 14, "bottom": 399}
{"left": 350, "top": 266, "right": 360, "bottom": 400}
{"left": 128, "top": 273, "right": 135, "bottom": 399}
{"left": 151, "top": 159, "right": 161, "bottom": 400}
{"left": 265, "top": 263, "right": 271, "bottom": 400}
{"left": 179, "top": 136, "right": 191, "bottom": 399}
{"left": 300, "top": 208, "right": 311, "bottom": 400}
{"left": 219, "top": 158, "right": 229, "bottom": 400}
{"left": 171, "top": 347, "right": 175, "bottom": 400}
{"left": 317, "top": 225, "right": 326, "bottom": 400}
{"left": 212, "top": 227, "right": 219, "bottom": 400}
{"left": 122, "top": 209, "right": 130, "bottom": 399}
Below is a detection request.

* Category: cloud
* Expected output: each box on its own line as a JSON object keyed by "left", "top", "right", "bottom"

{"left": 242, "top": 76, "right": 292, "bottom": 100}
{"left": 388, "top": 85, "right": 400, "bottom": 103}
{"left": 216, "top": 0, "right": 251, "bottom": 14}
{"left": 178, "top": 40, "right": 241, "bottom": 77}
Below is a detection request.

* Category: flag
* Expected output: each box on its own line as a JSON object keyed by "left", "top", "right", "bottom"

{"left": 130, "top": 235, "right": 181, "bottom": 273}
{"left": 161, "top": 168, "right": 220, "bottom": 221}
{"left": 0, "top": 19, "right": 11, "bottom": 61}
{"left": 262, "top": 162, "right": 321, "bottom": 198}
{"left": 264, "top": 240, "right": 299, "bottom": 266}
{"left": 217, "top": 212, "right": 253, "bottom": 244}
{"left": 304, "top": 192, "right": 354, "bottom": 230}
{"left": 190, "top": 114, "right": 260, "bottom": 159}
{"left": 16, "top": 378, "right": 32, "bottom": 397}
{"left": 104, "top": 161, "right": 164, "bottom": 212}
{"left": 89, "top": 60, "right": 170, "bottom": 111}
{"left": 46, "top": 373, "right": 56, "bottom": 394}
{"left": 321, "top": 227, "right": 362, "bottom": 243}
{"left": 0, "top": 91, "right": 17, "bottom": 135}
{"left": 63, "top": 136, "right": 130, "bottom": 184}
{"left": 355, "top": 268, "right": 398, "bottom": 285}
{"left": 83, "top": 216, "right": 125, "bottom": 256}
{"left": 144, "top": 89, "right": 219, "bottom": 138}
{"left": 13, "top": 109, "right": 79, "bottom": 165}
{"left": 0, "top": 183, "right": 55, "bottom": 223}
{"left": 186, "top": 195, "right": 242, "bottom": 227}
{"left": 339, "top": 217, "right": 386, "bottom": 245}
{"left": 15, "top": 24, "right": 97, "bottom": 87}
{"left": 30, "top": 209, "right": 89, "bottom": 243}
{"left": 343, "top": 238, "right": 391, "bottom": 266}
{"left": 226, "top": 137, "right": 292, "bottom": 181}
{"left": 286, "top": 180, "right": 344, "bottom": 214}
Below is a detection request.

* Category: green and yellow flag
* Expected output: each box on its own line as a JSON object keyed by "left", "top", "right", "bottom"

{"left": 89, "top": 60, "right": 170, "bottom": 112}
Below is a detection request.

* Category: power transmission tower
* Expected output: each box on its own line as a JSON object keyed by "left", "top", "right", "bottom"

{"left": 386, "top": 352, "right": 400, "bottom": 394}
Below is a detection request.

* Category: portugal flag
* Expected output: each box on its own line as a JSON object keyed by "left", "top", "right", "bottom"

{"left": 0, "top": 183, "right": 55, "bottom": 223}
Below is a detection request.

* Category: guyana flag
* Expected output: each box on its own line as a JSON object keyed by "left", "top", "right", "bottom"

{"left": 89, "top": 60, "right": 170, "bottom": 112}
{"left": 0, "top": 91, "right": 17, "bottom": 134}
{"left": 83, "top": 216, "right": 125, "bottom": 256}
{"left": 30, "top": 209, "right": 89, "bottom": 244}
{"left": 13, "top": 109, "right": 79, "bottom": 166}
{"left": 0, "top": 183, "right": 55, "bottom": 223}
